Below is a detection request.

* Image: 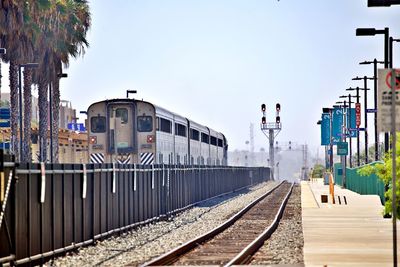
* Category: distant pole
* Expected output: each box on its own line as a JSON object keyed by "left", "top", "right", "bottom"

{"left": 374, "top": 59, "right": 379, "bottom": 160}
{"left": 390, "top": 69, "right": 397, "bottom": 267}
{"left": 363, "top": 77, "right": 369, "bottom": 164}
{"left": 18, "top": 66, "right": 22, "bottom": 162}
{"left": 49, "top": 82, "right": 53, "bottom": 163}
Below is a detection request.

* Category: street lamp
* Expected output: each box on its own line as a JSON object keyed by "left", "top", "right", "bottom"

{"left": 49, "top": 73, "right": 68, "bottom": 163}
{"left": 336, "top": 100, "right": 349, "bottom": 188}
{"left": 356, "top": 27, "right": 390, "bottom": 153}
{"left": 352, "top": 77, "right": 374, "bottom": 164}
{"left": 346, "top": 87, "right": 361, "bottom": 166}
{"left": 18, "top": 63, "right": 39, "bottom": 161}
{"left": 360, "top": 60, "right": 385, "bottom": 161}
{"left": 340, "top": 94, "right": 357, "bottom": 168}
{"left": 368, "top": 0, "right": 400, "bottom": 6}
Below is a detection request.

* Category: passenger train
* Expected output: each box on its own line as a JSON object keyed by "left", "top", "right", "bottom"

{"left": 87, "top": 98, "right": 228, "bottom": 165}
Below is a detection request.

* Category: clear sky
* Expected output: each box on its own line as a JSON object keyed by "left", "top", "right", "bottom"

{"left": 3, "top": 0, "right": 400, "bottom": 154}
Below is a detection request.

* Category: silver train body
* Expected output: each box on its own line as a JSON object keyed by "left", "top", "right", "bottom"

{"left": 87, "top": 98, "right": 228, "bottom": 165}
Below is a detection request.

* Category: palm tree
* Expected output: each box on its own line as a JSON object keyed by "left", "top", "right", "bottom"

{"left": 0, "top": 0, "right": 25, "bottom": 158}
{"left": 1, "top": 0, "right": 91, "bottom": 162}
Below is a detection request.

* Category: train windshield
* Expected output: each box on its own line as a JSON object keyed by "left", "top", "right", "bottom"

{"left": 137, "top": 116, "right": 153, "bottom": 132}
{"left": 91, "top": 116, "right": 106, "bottom": 133}
{"left": 115, "top": 108, "right": 128, "bottom": 124}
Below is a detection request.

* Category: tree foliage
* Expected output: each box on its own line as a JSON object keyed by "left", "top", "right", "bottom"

{"left": 312, "top": 163, "right": 325, "bottom": 178}
{"left": 358, "top": 133, "right": 400, "bottom": 219}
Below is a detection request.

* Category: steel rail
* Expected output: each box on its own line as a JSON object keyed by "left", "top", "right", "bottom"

{"left": 141, "top": 181, "right": 285, "bottom": 266}
{"left": 224, "top": 182, "right": 294, "bottom": 266}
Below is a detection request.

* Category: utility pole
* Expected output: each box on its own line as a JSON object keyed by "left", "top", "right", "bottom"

{"left": 250, "top": 123, "right": 255, "bottom": 167}
{"left": 260, "top": 103, "right": 282, "bottom": 180}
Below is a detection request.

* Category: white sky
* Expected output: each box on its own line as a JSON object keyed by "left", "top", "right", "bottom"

{"left": 2, "top": 0, "right": 400, "bottom": 155}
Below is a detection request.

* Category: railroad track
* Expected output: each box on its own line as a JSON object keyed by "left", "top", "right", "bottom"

{"left": 141, "top": 181, "right": 294, "bottom": 266}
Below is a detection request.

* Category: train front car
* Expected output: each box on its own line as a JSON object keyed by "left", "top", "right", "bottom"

{"left": 87, "top": 99, "right": 156, "bottom": 164}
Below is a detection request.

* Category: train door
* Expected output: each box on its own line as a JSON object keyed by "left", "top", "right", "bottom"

{"left": 107, "top": 103, "right": 136, "bottom": 163}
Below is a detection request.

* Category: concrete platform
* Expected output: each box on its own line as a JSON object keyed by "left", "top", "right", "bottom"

{"left": 301, "top": 179, "right": 400, "bottom": 267}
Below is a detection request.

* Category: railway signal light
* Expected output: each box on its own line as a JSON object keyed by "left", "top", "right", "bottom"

{"left": 276, "top": 116, "right": 280, "bottom": 123}
{"left": 262, "top": 116, "right": 266, "bottom": 124}
{"left": 261, "top": 104, "right": 266, "bottom": 112}
{"left": 289, "top": 141, "right": 292, "bottom": 150}
{"left": 276, "top": 103, "right": 281, "bottom": 112}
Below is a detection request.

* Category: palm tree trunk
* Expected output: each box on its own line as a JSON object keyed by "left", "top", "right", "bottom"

{"left": 38, "top": 79, "right": 48, "bottom": 162}
{"left": 23, "top": 68, "right": 32, "bottom": 162}
{"left": 9, "top": 61, "right": 19, "bottom": 158}
{"left": 52, "top": 78, "right": 60, "bottom": 163}
{"left": 0, "top": 61, "right": 2, "bottom": 103}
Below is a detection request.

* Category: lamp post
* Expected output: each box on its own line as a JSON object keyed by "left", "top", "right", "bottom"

{"left": 346, "top": 87, "right": 362, "bottom": 166}
{"left": 360, "top": 60, "right": 385, "bottom": 161}
{"left": 18, "top": 63, "right": 39, "bottom": 161}
{"left": 340, "top": 94, "right": 357, "bottom": 168}
{"left": 368, "top": 0, "right": 400, "bottom": 6}
{"left": 322, "top": 107, "right": 334, "bottom": 172}
{"left": 356, "top": 27, "right": 390, "bottom": 153}
{"left": 352, "top": 77, "right": 374, "bottom": 164}
{"left": 336, "top": 100, "right": 348, "bottom": 187}
{"left": 49, "top": 73, "right": 68, "bottom": 163}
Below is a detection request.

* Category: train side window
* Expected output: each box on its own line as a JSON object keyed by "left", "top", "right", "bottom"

{"left": 190, "top": 129, "right": 199, "bottom": 141}
{"left": 160, "top": 118, "right": 172, "bottom": 133}
{"left": 137, "top": 116, "right": 153, "bottom": 132}
{"left": 175, "top": 123, "right": 187, "bottom": 137}
{"left": 115, "top": 108, "right": 128, "bottom": 124}
{"left": 91, "top": 116, "right": 106, "bottom": 133}
{"left": 218, "top": 138, "right": 223, "bottom": 147}
{"left": 210, "top": 136, "right": 217, "bottom": 146}
{"left": 201, "top": 133, "right": 209, "bottom": 144}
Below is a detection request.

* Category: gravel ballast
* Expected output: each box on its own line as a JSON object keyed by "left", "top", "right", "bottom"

{"left": 45, "top": 181, "right": 279, "bottom": 266}
{"left": 250, "top": 184, "right": 304, "bottom": 265}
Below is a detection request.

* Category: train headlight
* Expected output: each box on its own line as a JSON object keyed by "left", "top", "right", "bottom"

{"left": 89, "top": 136, "right": 97, "bottom": 144}
{"left": 147, "top": 135, "right": 154, "bottom": 143}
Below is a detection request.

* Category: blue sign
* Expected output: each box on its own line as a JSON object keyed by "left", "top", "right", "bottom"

{"left": 321, "top": 113, "right": 331, "bottom": 145}
{"left": 366, "top": 109, "right": 377, "bottom": 113}
{"left": 0, "top": 108, "right": 10, "bottom": 128}
{"left": 347, "top": 108, "right": 358, "bottom": 138}
{"left": 332, "top": 107, "right": 343, "bottom": 144}
{"left": 0, "top": 121, "right": 10, "bottom": 127}
{"left": 349, "top": 128, "right": 365, "bottom": 131}
{"left": 67, "top": 123, "right": 86, "bottom": 132}
{"left": 337, "top": 142, "right": 349, "bottom": 156}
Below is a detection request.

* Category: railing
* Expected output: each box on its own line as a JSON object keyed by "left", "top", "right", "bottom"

{"left": 333, "top": 162, "right": 385, "bottom": 204}
{"left": 0, "top": 161, "right": 270, "bottom": 266}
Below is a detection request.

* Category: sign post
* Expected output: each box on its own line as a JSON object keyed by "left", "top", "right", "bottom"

{"left": 378, "top": 68, "right": 399, "bottom": 267}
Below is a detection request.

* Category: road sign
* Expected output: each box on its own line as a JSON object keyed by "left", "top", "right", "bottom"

{"left": 378, "top": 69, "right": 400, "bottom": 132}
{"left": 349, "top": 128, "right": 365, "bottom": 131}
{"left": 321, "top": 113, "right": 330, "bottom": 145}
{"left": 355, "top": 103, "right": 361, "bottom": 127}
{"left": 366, "top": 108, "right": 377, "bottom": 113}
{"left": 332, "top": 107, "right": 343, "bottom": 144}
{"left": 337, "top": 142, "right": 348, "bottom": 156}
{"left": 67, "top": 123, "right": 86, "bottom": 132}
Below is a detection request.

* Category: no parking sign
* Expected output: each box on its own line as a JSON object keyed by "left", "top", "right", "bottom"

{"left": 377, "top": 69, "right": 400, "bottom": 132}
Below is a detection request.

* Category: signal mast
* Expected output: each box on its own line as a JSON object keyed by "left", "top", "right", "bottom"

{"left": 260, "top": 103, "right": 282, "bottom": 179}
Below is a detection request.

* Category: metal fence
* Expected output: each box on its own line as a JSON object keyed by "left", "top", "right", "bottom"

{"left": 333, "top": 162, "right": 385, "bottom": 204}
{"left": 0, "top": 161, "right": 270, "bottom": 265}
